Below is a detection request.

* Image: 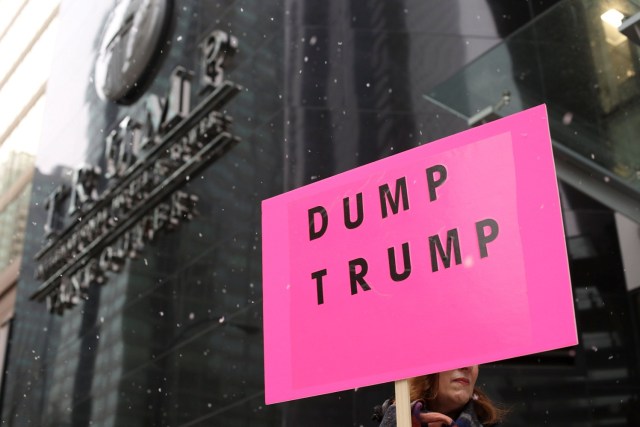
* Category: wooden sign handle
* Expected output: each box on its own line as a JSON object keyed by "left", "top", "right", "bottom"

{"left": 394, "top": 379, "right": 412, "bottom": 427}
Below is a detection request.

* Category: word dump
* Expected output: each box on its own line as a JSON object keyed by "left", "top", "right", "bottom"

{"left": 304, "top": 167, "right": 499, "bottom": 305}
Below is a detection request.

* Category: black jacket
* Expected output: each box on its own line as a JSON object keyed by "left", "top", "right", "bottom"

{"left": 377, "top": 400, "right": 484, "bottom": 427}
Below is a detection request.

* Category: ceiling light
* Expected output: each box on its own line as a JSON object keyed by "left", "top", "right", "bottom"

{"left": 601, "top": 9, "right": 624, "bottom": 28}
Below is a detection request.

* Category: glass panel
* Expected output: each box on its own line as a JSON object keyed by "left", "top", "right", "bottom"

{"left": 428, "top": 0, "right": 640, "bottom": 194}
{"left": 0, "top": 0, "right": 59, "bottom": 81}
{"left": 0, "top": 16, "right": 58, "bottom": 136}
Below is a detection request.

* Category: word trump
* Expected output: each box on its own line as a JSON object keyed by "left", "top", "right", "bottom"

{"left": 305, "top": 166, "right": 500, "bottom": 305}
{"left": 33, "top": 29, "right": 242, "bottom": 314}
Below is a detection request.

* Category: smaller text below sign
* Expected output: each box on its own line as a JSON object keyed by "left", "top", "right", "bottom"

{"left": 262, "top": 105, "right": 577, "bottom": 404}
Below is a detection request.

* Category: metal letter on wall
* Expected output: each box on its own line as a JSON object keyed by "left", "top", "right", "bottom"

{"left": 33, "top": 27, "right": 242, "bottom": 315}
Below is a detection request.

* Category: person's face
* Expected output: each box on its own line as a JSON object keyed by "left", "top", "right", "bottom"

{"left": 433, "top": 366, "right": 479, "bottom": 416}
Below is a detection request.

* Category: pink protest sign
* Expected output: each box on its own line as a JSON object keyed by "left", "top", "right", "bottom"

{"left": 262, "top": 104, "right": 576, "bottom": 404}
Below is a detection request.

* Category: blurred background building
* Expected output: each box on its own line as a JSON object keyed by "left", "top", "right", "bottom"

{"left": 0, "top": 0, "right": 59, "bottom": 402}
{"left": 0, "top": 0, "right": 638, "bottom": 426}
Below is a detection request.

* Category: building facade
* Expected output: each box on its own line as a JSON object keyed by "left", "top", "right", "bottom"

{"left": 1, "top": 0, "right": 639, "bottom": 426}
{"left": 0, "top": 0, "right": 60, "bottom": 406}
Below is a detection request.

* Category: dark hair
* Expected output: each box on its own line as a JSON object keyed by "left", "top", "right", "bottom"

{"left": 408, "top": 373, "right": 506, "bottom": 425}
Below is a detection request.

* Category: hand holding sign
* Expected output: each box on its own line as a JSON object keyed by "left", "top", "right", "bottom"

{"left": 262, "top": 105, "right": 576, "bottom": 407}
{"left": 378, "top": 366, "right": 503, "bottom": 427}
